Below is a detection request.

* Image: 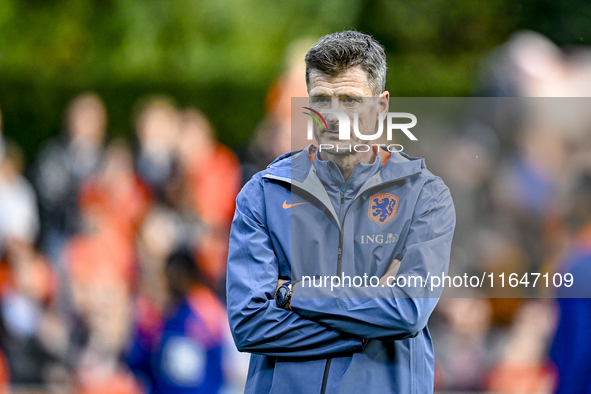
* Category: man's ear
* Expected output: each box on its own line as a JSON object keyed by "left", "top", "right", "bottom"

{"left": 378, "top": 91, "right": 389, "bottom": 113}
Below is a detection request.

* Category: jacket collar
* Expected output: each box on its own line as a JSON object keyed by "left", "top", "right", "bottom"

{"left": 265, "top": 144, "right": 423, "bottom": 184}
{"left": 263, "top": 145, "right": 423, "bottom": 228}
{"left": 312, "top": 148, "right": 382, "bottom": 195}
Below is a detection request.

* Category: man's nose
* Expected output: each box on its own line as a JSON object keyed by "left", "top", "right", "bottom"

{"left": 324, "top": 111, "right": 339, "bottom": 125}
{"left": 324, "top": 97, "right": 341, "bottom": 124}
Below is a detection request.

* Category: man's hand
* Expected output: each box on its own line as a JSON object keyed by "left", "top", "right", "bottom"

{"left": 379, "top": 259, "right": 401, "bottom": 287}
{"left": 275, "top": 279, "right": 289, "bottom": 299}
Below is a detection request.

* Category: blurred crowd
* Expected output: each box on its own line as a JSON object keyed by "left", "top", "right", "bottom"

{"left": 424, "top": 31, "right": 591, "bottom": 393}
{"left": 0, "top": 93, "right": 249, "bottom": 393}
{"left": 0, "top": 31, "right": 590, "bottom": 394}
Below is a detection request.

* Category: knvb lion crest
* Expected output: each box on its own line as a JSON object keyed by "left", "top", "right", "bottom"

{"left": 368, "top": 193, "right": 399, "bottom": 226}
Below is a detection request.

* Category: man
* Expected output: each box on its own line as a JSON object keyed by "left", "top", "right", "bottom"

{"left": 550, "top": 175, "right": 591, "bottom": 394}
{"left": 227, "top": 31, "right": 456, "bottom": 394}
{"left": 33, "top": 93, "right": 106, "bottom": 264}
{"left": 127, "top": 249, "right": 228, "bottom": 393}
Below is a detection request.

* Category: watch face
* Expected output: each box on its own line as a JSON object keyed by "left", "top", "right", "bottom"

{"left": 276, "top": 286, "right": 290, "bottom": 308}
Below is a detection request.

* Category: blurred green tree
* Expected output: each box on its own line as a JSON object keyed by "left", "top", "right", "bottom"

{"left": 0, "top": 0, "right": 589, "bottom": 164}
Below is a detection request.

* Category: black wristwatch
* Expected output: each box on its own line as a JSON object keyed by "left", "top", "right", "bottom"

{"left": 276, "top": 281, "right": 295, "bottom": 310}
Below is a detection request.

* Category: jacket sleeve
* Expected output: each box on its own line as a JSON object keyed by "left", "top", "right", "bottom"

{"left": 289, "top": 177, "right": 456, "bottom": 340}
{"left": 226, "top": 176, "right": 363, "bottom": 357}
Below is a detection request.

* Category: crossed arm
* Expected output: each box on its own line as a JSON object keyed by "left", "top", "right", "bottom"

{"left": 226, "top": 177, "right": 455, "bottom": 356}
{"left": 226, "top": 180, "right": 363, "bottom": 358}
{"left": 288, "top": 178, "right": 455, "bottom": 340}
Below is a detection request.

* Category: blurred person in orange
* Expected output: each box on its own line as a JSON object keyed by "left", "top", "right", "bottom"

{"left": 62, "top": 142, "right": 151, "bottom": 394}
{"left": 66, "top": 141, "right": 151, "bottom": 294}
{"left": 134, "top": 96, "right": 180, "bottom": 201}
{"left": 0, "top": 349, "right": 8, "bottom": 394}
{"left": 486, "top": 300, "right": 556, "bottom": 394}
{"left": 79, "top": 141, "right": 152, "bottom": 254}
{"left": 176, "top": 108, "right": 240, "bottom": 228}
{"left": 126, "top": 249, "right": 229, "bottom": 394}
{"left": 63, "top": 219, "right": 135, "bottom": 393}
{"left": 431, "top": 297, "right": 498, "bottom": 391}
{"left": 65, "top": 218, "right": 135, "bottom": 290}
{"left": 73, "top": 280, "right": 141, "bottom": 394}
{"left": 76, "top": 372, "right": 141, "bottom": 394}
{"left": 175, "top": 108, "right": 241, "bottom": 289}
{"left": 32, "top": 93, "right": 107, "bottom": 264}
{"left": 242, "top": 39, "right": 314, "bottom": 183}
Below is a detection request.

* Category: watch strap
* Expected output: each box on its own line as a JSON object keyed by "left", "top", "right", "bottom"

{"left": 277, "top": 280, "right": 297, "bottom": 310}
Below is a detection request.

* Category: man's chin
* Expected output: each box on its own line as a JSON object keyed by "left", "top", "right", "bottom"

{"left": 317, "top": 132, "right": 340, "bottom": 141}
{"left": 316, "top": 143, "right": 356, "bottom": 156}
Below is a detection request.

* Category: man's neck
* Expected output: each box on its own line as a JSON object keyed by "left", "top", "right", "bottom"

{"left": 317, "top": 149, "right": 376, "bottom": 182}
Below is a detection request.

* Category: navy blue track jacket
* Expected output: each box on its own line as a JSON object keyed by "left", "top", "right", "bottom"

{"left": 227, "top": 144, "right": 456, "bottom": 394}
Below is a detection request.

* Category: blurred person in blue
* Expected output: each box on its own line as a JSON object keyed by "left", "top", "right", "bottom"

{"left": 32, "top": 93, "right": 106, "bottom": 264}
{"left": 227, "top": 31, "right": 456, "bottom": 394}
{"left": 127, "top": 249, "right": 229, "bottom": 394}
{"left": 550, "top": 174, "right": 591, "bottom": 394}
{"left": 0, "top": 238, "right": 66, "bottom": 386}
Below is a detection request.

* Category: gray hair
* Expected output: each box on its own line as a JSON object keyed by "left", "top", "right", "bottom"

{"left": 305, "top": 31, "right": 387, "bottom": 95}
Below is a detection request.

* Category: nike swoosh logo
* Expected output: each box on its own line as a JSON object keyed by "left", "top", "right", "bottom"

{"left": 283, "top": 200, "right": 310, "bottom": 209}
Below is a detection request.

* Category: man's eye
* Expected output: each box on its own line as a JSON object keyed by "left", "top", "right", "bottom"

{"left": 342, "top": 98, "right": 358, "bottom": 103}
{"left": 311, "top": 97, "right": 331, "bottom": 106}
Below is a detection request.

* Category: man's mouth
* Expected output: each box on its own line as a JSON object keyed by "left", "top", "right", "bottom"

{"left": 323, "top": 129, "right": 340, "bottom": 136}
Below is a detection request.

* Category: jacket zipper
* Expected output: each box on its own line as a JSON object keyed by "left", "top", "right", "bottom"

{"left": 336, "top": 190, "right": 344, "bottom": 275}
{"left": 325, "top": 190, "right": 344, "bottom": 394}
{"left": 320, "top": 358, "right": 332, "bottom": 394}
{"left": 324, "top": 174, "right": 421, "bottom": 394}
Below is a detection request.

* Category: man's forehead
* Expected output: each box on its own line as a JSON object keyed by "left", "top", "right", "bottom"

{"left": 308, "top": 66, "right": 373, "bottom": 97}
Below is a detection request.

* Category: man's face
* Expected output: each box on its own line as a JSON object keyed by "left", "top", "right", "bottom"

{"left": 308, "top": 65, "right": 388, "bottom": 155}
{"left": 68, "top": 100, "right": 106, "bottom": 148}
